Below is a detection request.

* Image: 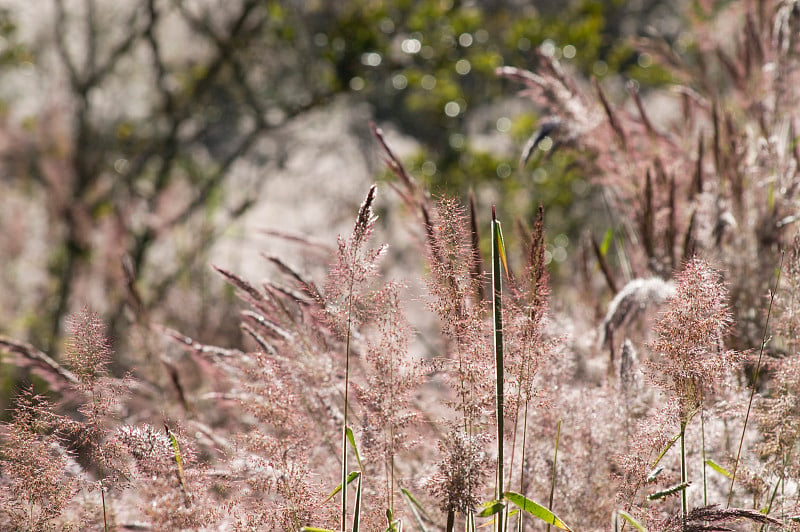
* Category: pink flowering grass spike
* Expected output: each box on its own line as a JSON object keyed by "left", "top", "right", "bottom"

{"left": 645, "top": 258, "right": 741, "bottom": 522}
{"left": 0, "top": 389, "right": 79, "bottom": 530}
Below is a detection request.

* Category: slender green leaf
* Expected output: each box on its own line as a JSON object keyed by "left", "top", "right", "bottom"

{"left": 165, "top": 424, "right": 190, "bottom": 505}
{"left": 652, "top": 432, "right": 681, "bottom": 467}
{"left": 322, "top": 471, "right": 361, "bottom": 504}
{"left": 616, "top": 510, "right": 647, "bottom": 531}
{"left": 478, "top": 500, "right": 505, "bottom": 517}
{"left": 345, "top": 426, "right": 364, "bottom": 473}
{"left": 166, "top": 429, "right": 183, "bottom": 473}
{"left": 648, "top": 482, "right": 689, "bottom": 500}
{"left": 352, "top": 471, "right": 362, "bottom": 532}
{"left": 600, "top": 228, "right": 613, "bottom": 256}
{"left": 301, "top": 528, "right": 336, "bottom": 532}
{"left": 705, "top": 458, "right": 732, "bottom": 478}
{"left": 383, "top": 516, "right": 402, "bottom": 532}
{"left": 400, "top": 488, "right": 430, "bottom": 532}
{"left": 495, "top": 218, "right": 510, "bottom": 279}
{"left": 503, "top": 492, "right": 573, "bottom": 531}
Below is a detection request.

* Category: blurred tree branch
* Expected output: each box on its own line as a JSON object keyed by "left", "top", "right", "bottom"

{"left": 12, "top": 0, "right": 340, "bottom": 357}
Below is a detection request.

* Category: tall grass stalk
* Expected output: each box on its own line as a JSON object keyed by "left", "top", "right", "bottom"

{"left": 340, "top": 185, "right": 378, "bottom": 531}
{"left": 492, "top": 206, "right": 508, "bottom": 532}
{"left": 99, "top": 458, "right": 108, "bottom": 532}
{"left": 445, "top": 509, "right": 455, "bottom": 532}
{"left": 516, "top": 402, "right": 529, "bottom": 532}
{"left": 341, "top": 278, "right": 354, "bottom": 531}
{"left": 700, "top": 394, "right": 707, "bottom": 506}
{"left": 546, "top": 419, "right": 562, "bottom": 532}
{"left": 679, "top": 420, "right": 688, "bottom": 522}
{"left": 727, "top": 252, "right": 783, "bottom": 507}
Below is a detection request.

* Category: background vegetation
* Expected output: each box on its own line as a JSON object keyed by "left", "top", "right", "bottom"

{"left": 1, "top": 0, "right": 799, "bottom": 530}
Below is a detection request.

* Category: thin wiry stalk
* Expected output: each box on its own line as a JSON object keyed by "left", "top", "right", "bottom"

{"left": 352, "top": 472, "right": 362, "bottom": 532}
{"left": 680, "top": 420, "right": 688, "bottom": 523}
{"left": 342, "top": 284, "right": 354, "bottom": 532}
{"left": 98, "top": 413, "right": 109, "bottom": 532}
{"left": 759, "top": 473, "right": 783, "bottom": 532}
{"left": 546, "top": 419, "right": 562, "bottom": 532}
{"left": 492, "top": 206, "right": 506, "bottom": 532}
{"left": 700, "top": 396, "right": 707, "bottom": 507}
{"left": 341, "top": 185, "right": 377, "bottom": 531}
{"left": 505, "top": 351, "right": 525, "bottom": 527}
{"left": 700, "top": 405, "right": 708, "bottom": 506}
{"left": 727, "top": 252, "right": 784, "bottom": 507}
{"left": 517, "top": 402, "right": 529, "bottom": 532}
{"left": 87, "top": 388, "right": 110, "bottom": 532}
{"left": 389, "top": 356, "right": 395, "bottom": 515}
{"left": 506, "top": 393, "right": 521, "bottom": 495}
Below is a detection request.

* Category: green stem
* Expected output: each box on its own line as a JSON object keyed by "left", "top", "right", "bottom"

{"left": 680, "top": 420, "right": 688, "bottom": 523}
{"left": 342, "top": 285, "right": 354, "bottom": 532}
{"left": 99, "top": 461, "right": 108, "bottom": 532}
{"left": 492, "top": 208, "right": 505, "bottom": 532}
{"left": 389, "top": 340, "right": 395, "bottom": 515}
{"left": 506, "top": 384, "right": 523, "bottom": 498}
{"left": 700, "top": 396, "right": 707, "bottom": 507}
{"left": 93, "top": 389, "right": 109, "bottom": 532}
{"left": 517, "top": 402, "right": 529, "bottom": 532}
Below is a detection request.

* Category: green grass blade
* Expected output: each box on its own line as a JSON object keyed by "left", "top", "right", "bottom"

{"left": 600, "top": 228, "right": 613, "bottom": 256}
{"left": 301, "top": 528, "right": 336, "bottom": 532}
{"left": 165, "top": 425, "right": 184, "bottom": 480}
{"left": 495, "top": 213, "right": 510, "bottom": 279}
{"left": 165, "top": 423, "right": 190, "bottom": 506}
{"left": 352, "top": 471, "right": 362, "bottom": 532}
{"left": 477, "top": 499, "right": 505, "bottom": 517}
{"left": 400, "top": 488, "right": 430, "bottom": 532}
{"left": 383, "top": 509, "right": 402, "bottom": 532}
{"left": 322, "top": 471, "right": 361, "bottom": 504}
{"left": 647, "top": 482, "right": 689, "bottom": 501}
{"left": 385, "top": 521, "right": 402, "bottom": 532}
{"left": 705, "top": 458, "right": 733, "bottom": 478}
{"left": 652, "top": 432, "right": 681, "bottom": 467}
{"left": 345, "top": 426, "right": 364, "bottom": 472}
{"left": 503, "top": 491, "right": 573, "bottom": 531}
{"left": 615, "top": 510, "right": 647, "bottom": 531}
{"left": 492, "top": 206, "right": 506, "bottom": 532}
{"left": 385, "top": 508, "right": 394, "bottom": 532}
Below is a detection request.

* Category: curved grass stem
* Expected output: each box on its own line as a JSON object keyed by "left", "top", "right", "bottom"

{"left": 727, "top": 252, "right": 784, "bottom": 507}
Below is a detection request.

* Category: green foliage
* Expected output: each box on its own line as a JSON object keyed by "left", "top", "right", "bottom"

{"left": 297, "top": 0, "right": 675, "bottom": 212}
